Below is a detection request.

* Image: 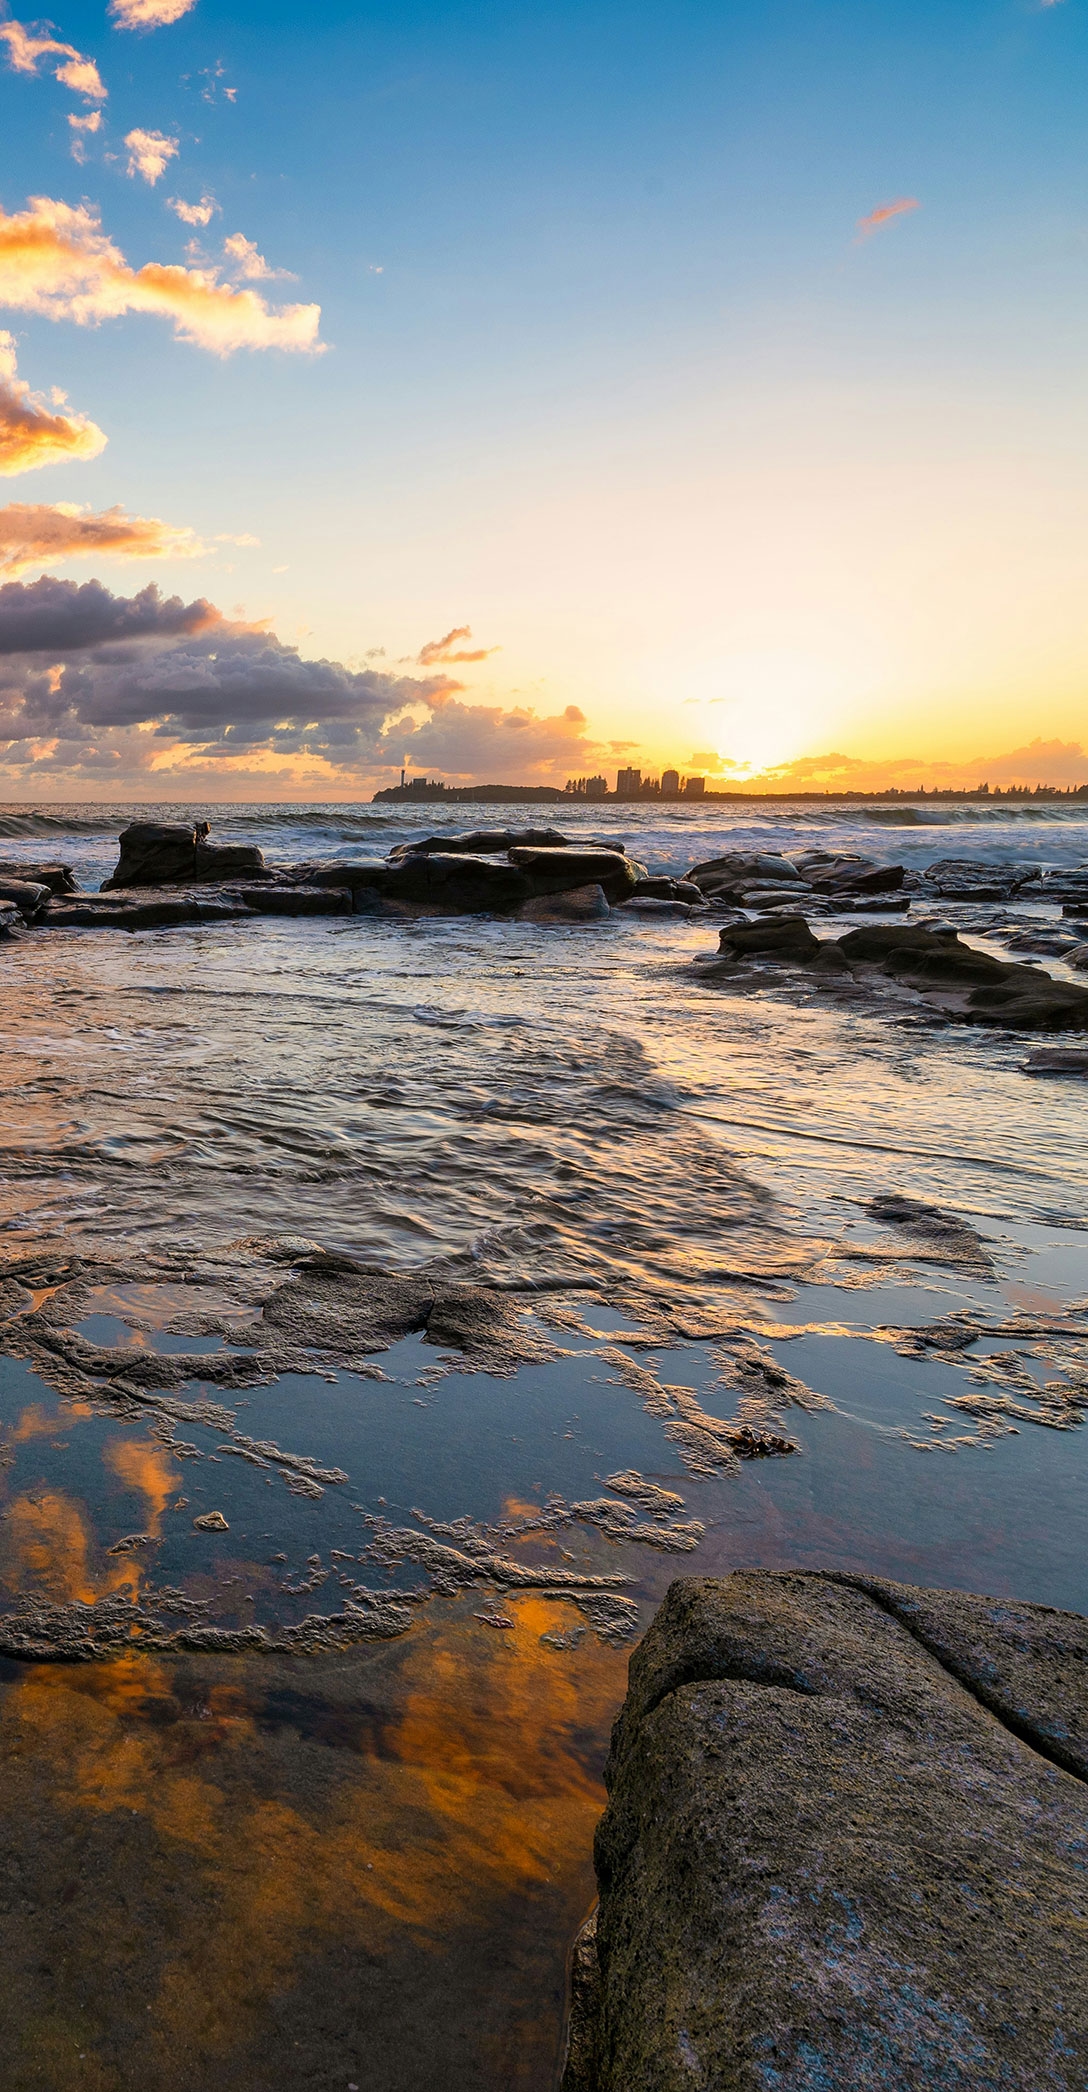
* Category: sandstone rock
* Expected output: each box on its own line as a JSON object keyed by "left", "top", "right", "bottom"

{"left": 225, "top": 883, "right": 351, "bottom": 917}
{"left": 103, "top": 821, "right": 267, "bottom": 889}
{"left": 630, "top": 877, "right": 705, "bottom": 904}
{"left": 565, "top": 1571, "right": 1088, "bottom": 2092}
{"left": 0, "top": 901, "right": 26, "bottom": 939}
{"left": 389, "top": 827, "right": 573, "bottom": 860}
{"left": 518, "top": 884, "right": 610, "bottom": 923}
{"left": 0, "top": 878, "right": 50, "bottom": 920}
{"left": 45, "top": 892, "right": 253, "bottom": 930}
{"left": 1024, "top": 1047, "right": 1088, "bottom": 1076}
{"left": 192, "top": 1511, "right": 229, "bottom": 1532}
{"left": 716, "top": 916, "right": 820, "bottom": 962}
{"left": 508, "top": 847, "right": 640, "bottom": 901}
{"left": 382, "top": 852, "right": 533, "bottom": 911}
{"left": 0, "top": 860, "right": 78, "bottom": 895}
{"left": 921, "top": 856, "right": 1038, "bottom": 900}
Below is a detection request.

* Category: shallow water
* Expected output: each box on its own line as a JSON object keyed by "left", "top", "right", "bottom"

{"left": 1, "top": 797, "right": 1087, "bottom": 2088}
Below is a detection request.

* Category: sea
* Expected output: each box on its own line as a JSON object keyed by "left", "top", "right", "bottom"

{"left": 0, "top": 795, "right": 1086, "bottom": 2091}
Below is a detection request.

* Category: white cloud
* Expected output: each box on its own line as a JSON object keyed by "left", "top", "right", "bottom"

{"left": 67, "top": 109, "right": 102, "bottom": 162}
{"left": 125, "top": 127, "right": 180, "bottom": 185}
{"left": 110, "top": 0, "right": 198, "bottom": 28}
{"left": 167, "top": 194, "right": 217, "bottom": 227}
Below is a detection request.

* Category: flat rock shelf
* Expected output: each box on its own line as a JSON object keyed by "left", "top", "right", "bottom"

{"left": 564, "top": 1571, "right": 1088, "bottom": 2092}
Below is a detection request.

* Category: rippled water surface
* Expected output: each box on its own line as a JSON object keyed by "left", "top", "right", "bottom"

{"left": 1, "top": 798, "right": 1087, "bottom": 2090}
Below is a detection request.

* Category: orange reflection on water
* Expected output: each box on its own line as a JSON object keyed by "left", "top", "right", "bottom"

{"left": 0, "top": 1593, "right": 629, "bottom": 2084}
{"left": 104, "top": 1437, "right": 181, "bottom": 1537}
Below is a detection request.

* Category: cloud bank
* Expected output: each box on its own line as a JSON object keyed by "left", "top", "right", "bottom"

{"left": 0, "top": 333, "right": 106, "bottom": 474}
{"left": 0, "top": 503, "right": 205, "bottom": 575}
{"left": 0, "top": 577, "right": 601, "bottom": 793}
{"left": 720, "top": 740, "right": 1088, "bottom": 791}
{"left": 0, "top": 196, "right": 323, "bottom": 354}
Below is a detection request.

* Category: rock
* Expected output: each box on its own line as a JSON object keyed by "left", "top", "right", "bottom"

{"left": 921, "top": 857, "right": 1038, "bottom": 900}
{"left": 619, "top": 897, "right": 697, "bottom": 918}
{"left": 0, "top": 878, "right": 50, "bottom": 920}
{"left": 565, "top": 1571, "right": 1088, "bottom": 2092}
{"left": 382, "top": 852, "right": 533, "bottom": 911}
{"left": 0, "top": 901, "right": 26, "bottom": 939}
{"left": 808, "top": 859, "right": 905, "bottom": 895}
{"left": 0, "top": 860, "right": 78, "bottom": 895}
{"left": 44, "top": 893, "right": 253, "bottom": 930}
{"left": 226, "top": 883, "right": 351, "bottom": 917}
{"left": 1067, "top": 942, "right": 1088, "bottom": 970}
{"left": 192, "top": 1511, "right": 229, "bottom": 1532}
{"left": 508, "top": 847, "right": 640, "bottom": 901}
{"left": 389, "top": 827, "right": 574, "bottom": 860}
{"left": 963, "top": 975, "right": 1088, "bottom": 1029}
{"left": 1023, "top": 1047, "right": 1088, "bottom": 1075}
{"left": 716, "top": 915, "right": 821, "bottom": 962}
{"left": 518, "top": 884, "right": 611, "bottom": 923}
{"left": 103, "top": 821, "right": 267, "bottom": 889}
{"left": 629, "top": 877, "right": 705, "bottom": 904}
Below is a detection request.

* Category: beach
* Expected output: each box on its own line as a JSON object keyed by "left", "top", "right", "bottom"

{"left": 1, "top": 794, "right": 1087, "bottom": 2088}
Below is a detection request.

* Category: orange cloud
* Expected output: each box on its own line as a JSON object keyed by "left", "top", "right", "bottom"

{"left": 0, "top": 331, "right": 106, "bottom": 474}
{"left": 0, "top": 500, "right": 205, "bottom": 574}
{"left": 0, "top": 17, "right": 106, "bottom": 98}
{"left": 125, "top": 127, "right": 179, "bottom": 184}
{"left": 418, "top": 624, "right": 501, "bottom": 666}
{"left": 856, "top": 196, "right": 920, "bottom": 241}
{"left": 110, "top": 0, "right": 198, "bottom": 25}
{"left": 0, "top": 196, "right": 323, "bottom": 355}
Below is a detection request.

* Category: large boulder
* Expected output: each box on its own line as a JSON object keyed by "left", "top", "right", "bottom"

{"left": 518, "top": 884, "right": 610, "bottom": 923}
{"left": 508, "top": 847, "right": 640, "bottom": 901}
{"left": 103, "top": 822, "right": 267, "bottom": 889}
{"left": 382, "top": 852, "right": 533, "bottom": 911}
{"left": 388, "top": 827, "right": 574, "bottom": 860}
{"left": 922, "top": 857, "right": 1038, "bottom": 901}
{"left": 565, "top": 1572, "right": 1088, "bottom": 2091}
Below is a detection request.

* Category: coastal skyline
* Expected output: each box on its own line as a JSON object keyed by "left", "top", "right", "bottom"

{"left": 3, "top": 0, "right": 1088, "bottom": 798}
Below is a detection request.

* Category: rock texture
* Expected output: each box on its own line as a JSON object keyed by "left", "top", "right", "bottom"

{"left": 102, "top": 820, "right": 268, "bottom": 889}
{"left": 565, "top": 1571, "right": 1088, "bottom": 2092}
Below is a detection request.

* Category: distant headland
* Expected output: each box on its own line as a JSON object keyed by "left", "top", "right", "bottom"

{"left": 372, "top": 770, "right": 1088, "bottom": 805}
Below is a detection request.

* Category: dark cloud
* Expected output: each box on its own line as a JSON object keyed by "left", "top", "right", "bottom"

{"left": 0, "top": 575, "right": 218, "bottom": 656}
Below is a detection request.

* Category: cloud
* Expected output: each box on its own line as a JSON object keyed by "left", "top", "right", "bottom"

{"left": 168, "top": 193, "right": 216, "bottom": 226}
{"left": 110, "top": 0, "right": 198, "bottom": 28}
{"left": 0, "top": 573, "right": 216, "bottom": 651}
{"left": 856, "top": 197, "right": 920, "bottom": 242}
{"left": 0, "top": 332, "right": 106, "bottom": 474}
{"left": 0, "top": 503, "right": 205, "bottom": 576}
{"left": 729, "top": 739, "right": 1088, "bottom": 792}
{"left": 0, "top": 16, "right": 106, "bottom": 97}
{"left": 417, "top": 624, "right": 501, "bottom": 666}
{"left": 378, "top": 698, "right": 594, "bottom": 780}
{"left": 124, "top": 128, "right": 179, "bottom": 185}
{"left": 222, "top": 232, "right": 292, "bottom": 282}
{"left": 0, "top": 196, "right": 324, "bottom": 354}
{"left": 67, "top": 109, "right": 102, "bottom": 161}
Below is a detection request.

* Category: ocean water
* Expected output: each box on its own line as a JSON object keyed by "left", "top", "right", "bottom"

{"left": 0, "top": 797, "right": 1087, "bottom": 2090}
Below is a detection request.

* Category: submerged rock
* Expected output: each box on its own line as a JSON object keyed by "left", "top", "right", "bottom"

{"left": 564, "top": 1571, "right": 1088, "bottom": 2091}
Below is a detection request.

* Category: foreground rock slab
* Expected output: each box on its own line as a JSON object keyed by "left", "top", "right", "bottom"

{"left": 565, "top": 1571, "right": 1088, "bottom": 2091}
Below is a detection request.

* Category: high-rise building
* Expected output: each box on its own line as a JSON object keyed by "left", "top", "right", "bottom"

{"left": 616, "top": 767, "right": 642, "bottom": 796}
{"left": 661, "top": 769, "right": 680, "bottom": 797}
{"left": 683, "top": 775, "right": 705, "bottom": 798}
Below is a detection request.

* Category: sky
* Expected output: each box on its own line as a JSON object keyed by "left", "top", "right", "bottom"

{"left": 2, "top": 0, "right": 1088, "bottom": 798}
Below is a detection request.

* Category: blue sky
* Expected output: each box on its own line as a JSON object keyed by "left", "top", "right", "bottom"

{"left": 3, "top": 0, "right": 1088, "bottom": 794}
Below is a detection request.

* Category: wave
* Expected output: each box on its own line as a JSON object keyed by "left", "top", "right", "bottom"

{"left": 861, "top": 804, "right": 1088, "bottom": 826}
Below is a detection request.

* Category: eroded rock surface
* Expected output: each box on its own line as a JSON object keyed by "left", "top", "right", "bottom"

{"left": 565, "top": 1571, "right": 1088, "bottom": 2091}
